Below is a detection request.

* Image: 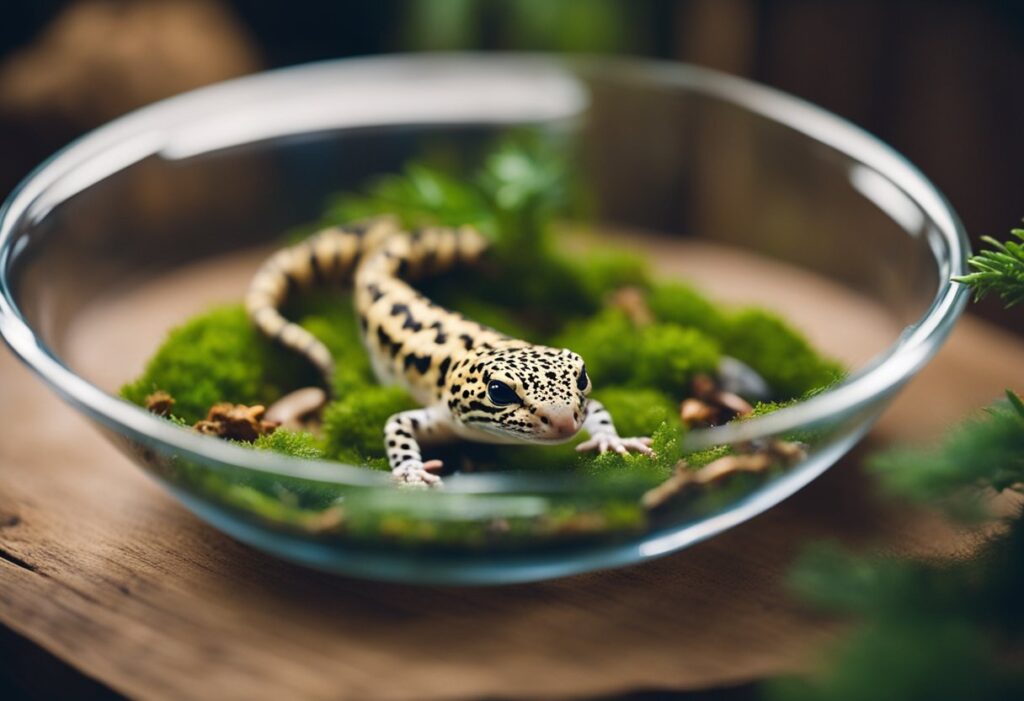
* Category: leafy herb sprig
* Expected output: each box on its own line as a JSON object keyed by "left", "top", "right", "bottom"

{"left": 954, "top": 225, "right": 1024, "bottom": 307}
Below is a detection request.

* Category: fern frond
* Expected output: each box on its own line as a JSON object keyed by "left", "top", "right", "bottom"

{"left": 954, "top": 228, "right": 1024, "bottom": 306}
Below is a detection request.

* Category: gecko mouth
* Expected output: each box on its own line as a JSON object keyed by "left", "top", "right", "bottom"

{"left": 535, "top": 423, "right": 584, "bottom": 443}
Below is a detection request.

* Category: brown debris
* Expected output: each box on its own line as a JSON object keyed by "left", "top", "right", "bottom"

{"left": 608, "top": 286, "right": 654, "bottom": 326}
{"left": 715, "top": 391, "right": 754, "bottom": 417}
{"left": 193, "top": 403, "right": 278, "bottom": 442}
{"left": 681, "top": 373, "right": 754, "bottom": 428}
{"left": 642, "top": 440, "right": 807, "bottom": 510}
{"left": 144, "top": 391, "right": 175, "bottom": 417}
{"left": 681, "top": 398, "right": 718, "bottom": 427}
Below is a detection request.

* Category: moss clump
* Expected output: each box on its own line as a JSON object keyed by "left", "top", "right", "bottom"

{"left": 633, "top": 323, "right": 721, "bottom": 389}
{"left": 683, "top": 444, "right": 733, "bottom": 468}
{"left": 648, "top": 281, "right": 728, "bottom": 337}
{"left": 582, "top": 422, "right": 684, "bottom": 484}
{"left": 722, "top": 308, "right": 845, "bottom": 399}
{"left": 552, "top": 310, "right": 720, "bottom": 391}
{"left": 283, "top": 292, "right": 377, "bottom": 394}
{"left": 592, "top": 387, "right": 678, "bottom": 439}
{"left": 551, "top": 309, "right": 637, "bottom": 385}
{"left": 321, "top": 386, "right": 417, "bottom": 467}
{"left": 251, "top": 430, "right": 324, "bottom": 460}
{"left": 121, "top": 305, "right": 314, "bottom": 423}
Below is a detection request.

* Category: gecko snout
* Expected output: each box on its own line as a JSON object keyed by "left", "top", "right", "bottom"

{"left": 542, "top": 408, "right": 581, "bottom": 438}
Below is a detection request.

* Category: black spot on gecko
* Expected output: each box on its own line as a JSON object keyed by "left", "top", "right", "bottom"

{"left": 403, "top": 353, "right": 433, "bottom": 374}
{"left": 436, "top": 357, "right": 451, "bottom": 387}
{"left": 283, "top": 271, "right": 300, "bottom": 297}
{"left": 459, "top": 334, "right": 474, "bottom": 350}
{"left": 307, "top": 247, "right": 323, "bottom": 284}
{"left": 377, "top": 327, "right": 403, "bottom": 357}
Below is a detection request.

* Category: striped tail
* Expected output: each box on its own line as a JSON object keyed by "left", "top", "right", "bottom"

{"left": 246, "top": 217, "right": 398, "bottom": 381}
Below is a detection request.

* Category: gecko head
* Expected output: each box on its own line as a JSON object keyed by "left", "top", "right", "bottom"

{"left": 445, "top": 344, "right": 591, "bottom": 443}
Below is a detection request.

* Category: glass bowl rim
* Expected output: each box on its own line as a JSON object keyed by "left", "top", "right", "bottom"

{"left": 0, "top": 53, "right": 970, "bottom": 491}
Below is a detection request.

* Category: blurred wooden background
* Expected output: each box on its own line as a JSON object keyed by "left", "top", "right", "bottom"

{"left": 1, "top": 0, "right": 1021, "bottom": 332}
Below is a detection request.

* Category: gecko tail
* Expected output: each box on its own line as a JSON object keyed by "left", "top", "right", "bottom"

{"left": 245, "top": 216, "right": 399, "bottom": 385}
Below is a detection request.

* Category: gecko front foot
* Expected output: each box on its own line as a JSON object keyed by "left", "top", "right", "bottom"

{"left": 391, "top": 459, "right": 444, "bottom": 488}
{"left": 576, "top": 434, "right": 655, "bottom": 457}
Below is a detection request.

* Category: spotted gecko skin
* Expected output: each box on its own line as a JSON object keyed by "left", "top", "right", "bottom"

{"left": 246, "top": 217, "right": 653, "bottom": 486}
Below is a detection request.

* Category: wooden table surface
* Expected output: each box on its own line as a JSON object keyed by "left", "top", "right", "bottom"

{"left": 2, "top": 299, "right": 1022, "bottom": 700}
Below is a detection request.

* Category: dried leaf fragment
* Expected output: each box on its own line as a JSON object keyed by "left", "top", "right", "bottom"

{"left": 642, "top": 440, "right": 807, "bottom": 510}
{"left": 193, "top": 403, "right": 278, "bottom": 442}
{"left": 144, "top": 390, "right": 175, "bottom": 416}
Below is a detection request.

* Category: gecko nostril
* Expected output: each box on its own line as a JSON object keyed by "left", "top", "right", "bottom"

{"left": 540, "top": 416, "right": 549, "bottom": 425}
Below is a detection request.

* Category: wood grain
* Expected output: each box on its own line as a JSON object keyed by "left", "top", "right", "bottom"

{"left": 2, "top": 248, "right": 1024, "bottom": 698}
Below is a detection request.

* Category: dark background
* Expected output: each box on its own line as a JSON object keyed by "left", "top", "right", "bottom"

{"left": 0, "top": 0, "right": 1021, "bottom": 328}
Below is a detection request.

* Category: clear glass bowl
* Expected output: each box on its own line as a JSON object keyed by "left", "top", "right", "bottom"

{"left": 0, "top": 55, "right": 968, "bottom": 584}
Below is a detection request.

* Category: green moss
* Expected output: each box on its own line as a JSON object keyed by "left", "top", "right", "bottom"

{"left": 684, "top": 444, "right": 733, "bottom": 468}
{"left": 321, "top": 386, "right": 417, "bottom": 466}
{"left": 723, "top": 308, "right": 845, "bottom": 399}
{"left": 633, "top": 323, "right": 721, "bottom": 389}
{"left": 648, "top": 281, "right": 728, "bottom": 337}
{"left": 551, "top": 308, "right": 638, "bottom": 385}
{"left": 251, "top": 430, "right": 324, "bottom": 460}
{"left": 749, "top": 398, "right": 799, "bottom": 417}
{"left": 120, "top": 305, "right": 313, "bottom": 423}
{"left": 568, "top": 249, "right": 651, "bottom": 304}
{"left": 582, "top": 421, "right": 683, "bottom": 484}
{"left": 592, "top": 386, "right": 678, "bottom": 438}
{"left": 551, "top": 311, "right": 720, "bottom": 392}
{"left": 284, "top": 291, "right": 377, "bottom": 395}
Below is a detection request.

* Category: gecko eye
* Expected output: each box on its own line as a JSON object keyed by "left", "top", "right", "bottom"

{"left": 487, "top": 381, "right": 519, "bottom": 406}
{"left": 577, "top": 365, "right": 589, "bottom": 391}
